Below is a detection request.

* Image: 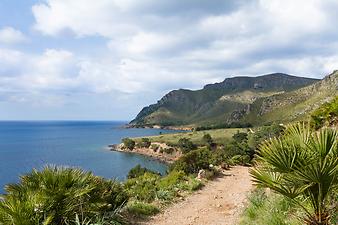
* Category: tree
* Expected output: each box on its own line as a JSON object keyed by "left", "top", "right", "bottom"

{"left": 250, "top": 123, "right": 338, "bottom": 224}
{"left": 122, "top": 137, "right": 136, "bottom": 150}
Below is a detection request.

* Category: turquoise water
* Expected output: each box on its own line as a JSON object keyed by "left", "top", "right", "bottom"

{"left": 0, "top": 121, "right": 179, "bottom": 193}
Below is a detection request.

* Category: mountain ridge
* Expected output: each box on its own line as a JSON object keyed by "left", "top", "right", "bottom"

{"left": 130, "top": 72, "right": 337, "bottom": 128}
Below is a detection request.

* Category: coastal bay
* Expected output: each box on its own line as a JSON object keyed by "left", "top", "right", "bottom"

{"left": 0, "top": 121, "right": 179, "bottom": 193}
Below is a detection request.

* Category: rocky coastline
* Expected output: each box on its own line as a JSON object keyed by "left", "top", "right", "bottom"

{"left": 124, "top": 124, "right": 193, "bottom": 131}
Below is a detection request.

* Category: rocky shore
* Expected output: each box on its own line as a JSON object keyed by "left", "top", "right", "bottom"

{"left": 124, "top": 124, "right": 193, "bottom": 131}
{"left": 108, "top": 142, "right": 182, "bottom": 163}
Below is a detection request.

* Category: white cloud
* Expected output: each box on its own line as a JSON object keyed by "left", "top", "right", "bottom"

{"left": 0, "top": 27, "right": 27, "bottom": 44}
{"left": 32, "top": 0, "right": 137, "bottom": 37}
{"left": 2, "top": 0, "right": 338, "bottom": 119}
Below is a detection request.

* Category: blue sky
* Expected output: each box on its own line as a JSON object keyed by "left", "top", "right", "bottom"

{"left": 1, "top": 0, "right": 338, "bottom": 120}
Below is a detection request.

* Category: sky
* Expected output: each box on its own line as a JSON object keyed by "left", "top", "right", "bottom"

{"left": 1, "top": 0, "right": 338, "bottom": 120}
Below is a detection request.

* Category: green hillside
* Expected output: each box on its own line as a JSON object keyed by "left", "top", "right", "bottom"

{"left": 243, "top": 70, "right": 338, "bottom": 126}
{"left": 130, "top": 72, "right": 337, "bottom": 128}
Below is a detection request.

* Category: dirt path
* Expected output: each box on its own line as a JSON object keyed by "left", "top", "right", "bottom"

{"left": 145, "top": 166, "right": 253, "bottom": 225}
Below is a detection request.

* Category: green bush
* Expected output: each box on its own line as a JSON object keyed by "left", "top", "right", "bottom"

{"left": 310, "top": 96, "right": 338, "bottom": 129}
{"left": 0, "top": 166, "right": 128, "bottom": 225}
{"left": 171, "top": 148, "right": 211, "bottom": 174}
{"left": 127, "top": 164, "right": 160, "bottom": 179}
{"left": 150, "top": 144, "right": 159, "bottom": 152}
{"left": 137, "top": 138, "right": 151, "bottom": 148}
{"left": 186, "top": 177, "right": 204, "bottom": 191}
{"left": 177, "top": 138, "right": 197, "bottom": 153}
{"left": 232, "top": 131, "right": 248, "bottom": 143}
{"left": 122, "top": 138, "right": 135, "bottom": 150}
{"left": 163, "top": 147, "right": 175, "bottom": 154}
{"left": 157, "top": 170, "right": 186, "bottom": 190}
{"left": 156, "top": 189, "right": 175, "bottom": 201}
{"left": 229, "top": 155, "right": 251, "bottom": 166}
{"left": 124, "top": 172, "right": 160, "bottom": 202}
{"left": 127, "top": 201, "right": 160, "bottom": 216}
{"left": 202, "top": 133, "right": 213, "bottom": 146}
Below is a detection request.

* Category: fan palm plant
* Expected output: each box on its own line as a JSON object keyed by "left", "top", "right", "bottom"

{"left": 0, "top": 166, "right": 128, "bottom": 225}
{"left": 250, "top": 123, "right": 338, "bottom": 225}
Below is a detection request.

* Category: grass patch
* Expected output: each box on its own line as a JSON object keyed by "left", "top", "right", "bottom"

{"left": 127, "top": 201, "right": 160, "bottom": 217}
{"left": 240, "top": 189, "right": 302, "bottom": 225}
{"left": 133, "top": 128, "right": 244, "bottom": 146}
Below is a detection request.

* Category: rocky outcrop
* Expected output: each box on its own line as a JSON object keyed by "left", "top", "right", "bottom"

{"left": 109, "top": 142, "right": 182, "bottom": 163}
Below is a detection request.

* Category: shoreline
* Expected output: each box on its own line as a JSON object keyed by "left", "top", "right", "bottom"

{"left": 108, "top": 143, "right": 181, "bottom": 164}
{"left": 124, "top": 124, "right": 193, "bottom": 131}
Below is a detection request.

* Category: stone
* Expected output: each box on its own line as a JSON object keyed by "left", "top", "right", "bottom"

{"left": 197, "top": 169, "right": 206, "bottom": 179}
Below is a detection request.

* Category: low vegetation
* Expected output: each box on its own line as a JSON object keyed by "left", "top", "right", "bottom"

{"left": 136, "top": 138, "right": 151, "bottom": 148}
{"left": 240, "top": 189, "right": 302, "bottom": 225}
{"left": 132, "top": 128, "right": 242, "bottom": 146}
{"left": 127, "top": 164, "right": 160, "bottom": 179}
{"left": 177, "top": 137, "right": 197, "bottom": 153}
{"left": 122, "top": 138, "right": 135, "bottom": 150}
{"left": 124, "top": 166, "right": 204, "bottom": 219}
{"left": 310, "top": 96, "right": 338, "bottom": 129}
{"left": 0, "top": 166, "right": 127, "bottom": 225}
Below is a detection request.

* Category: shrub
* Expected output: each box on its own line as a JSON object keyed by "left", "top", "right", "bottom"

{"left": 163, "top": 147, "right": 175, "bottom": 154}
{"left": 0, "top": 166, "right": 128, "bottom": 225}
{"left": 137, "top": 138, "right": 151, "bottom": 148}
{"left": 156, "top": 189, "right": 175, "bottom": 201}
{"left": 232, "top": 131, "right": 248, "bottom": 143}
{"left": 186, "top": 178, "right": 204, "bottom": 191}
{"left": 229, "top": 155, "right": 251, "bottom": 166}
{"left": 127, "top": 201, "right": 159, "bottom": 216}
{"left": 171, "top": 148, "right": 211, "bottom": 174}
{"left": 157, "top": 170, "right": 186, "bottom": 190}
{"left": 310, "top": 96, "right": 338, "bottom": 129}
{"left": 127, "top": 164, "right": 160, "bottom": 179}
{"left": 202, "top": 133, "right": 213, "bottom": 145}
{"left": 124, "top": 172, "right": 160, "bottom": 202}
{"left": 122, "top": 138, "right": 135, "bottom": 150}
{"left": 150, "top": 144, "right": 159, "bottom": 152}
{"left": 177, "top": 138, "right": 197, "bottom": 153}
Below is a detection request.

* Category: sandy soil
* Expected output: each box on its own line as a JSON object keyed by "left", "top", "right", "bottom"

{"left": 144, "top": 166, "right": 253, "bottom": 225}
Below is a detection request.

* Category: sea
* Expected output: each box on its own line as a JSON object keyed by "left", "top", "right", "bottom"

{"left": 0, "top": 121, "right": 180, "bottom": 193}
